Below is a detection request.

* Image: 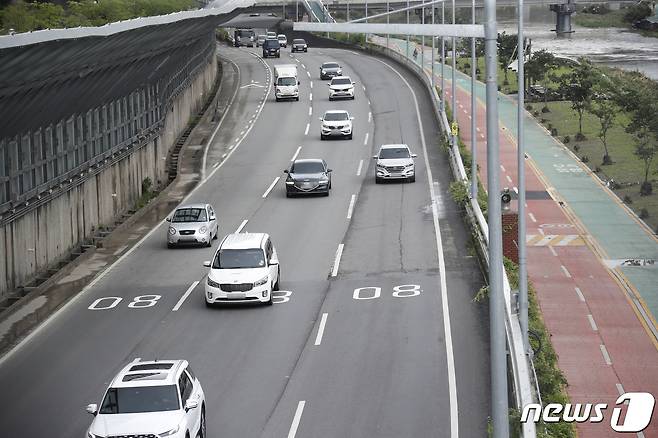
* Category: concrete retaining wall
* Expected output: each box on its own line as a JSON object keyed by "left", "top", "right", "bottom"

{"left": 0, "top": 57, "right": 217, "bottom": 298}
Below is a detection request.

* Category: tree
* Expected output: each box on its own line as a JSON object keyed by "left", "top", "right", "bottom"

{"left": 497, "top": 32, "right": 517, "bottom": 84}
{"left": 559, "top": 59, "right": 597, "bottom": 140}
{"left": 590, "top": 99, "right": 616, "bottom": 165}
{"left": 525, "top": 49, "right": 557, "bottom": 107}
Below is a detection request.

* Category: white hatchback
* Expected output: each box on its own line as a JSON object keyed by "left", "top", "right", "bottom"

{"left": 204, "top": 233, "right": 280, "bottom": 306}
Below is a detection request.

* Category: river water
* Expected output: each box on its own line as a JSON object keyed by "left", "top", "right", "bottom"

{"left": 498, "top": 14, "right": 658, "bottom": 80}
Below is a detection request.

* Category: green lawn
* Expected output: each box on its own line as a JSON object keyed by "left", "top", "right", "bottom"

{"left": 573, "top": 9, "right": 627, "bottom": 28}
{"left": 530, "top": 101, "right": 658, "bottom": 231}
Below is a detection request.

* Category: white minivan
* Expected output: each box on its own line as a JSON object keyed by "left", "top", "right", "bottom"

{"left": 204, "top": 233, "right": 280, "bottom": 306}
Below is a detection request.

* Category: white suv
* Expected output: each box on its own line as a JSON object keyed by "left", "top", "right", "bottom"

{"left": 320, "top": 110, "right": 353, "bottom": 140}
{"left": 204, "top": 233, "right": 280, "bottom": 306}
{"left": 86, "top": 359, "right": 206, "bottom": 438}
{"left": 373, "top": 144, "right": 417, "bottom": 183}
{"left": 328, "top": 76, "right": 355, "bottom": 100}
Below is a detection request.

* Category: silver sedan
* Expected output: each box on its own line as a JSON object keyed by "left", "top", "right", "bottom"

{"left": 166, "top": 203, "right": 219, "bottom": 248}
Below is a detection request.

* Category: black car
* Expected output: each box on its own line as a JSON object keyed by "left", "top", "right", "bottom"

{"left": 291, "top": 38, "right": 308, "bottom": 53}
{"left": 320, "top": 62, "right": 342, "bottom": 79}
{"left": 284, "top": 159, "right": 332, "bottom": 197}
{"left": 262, "top": 39, "right": 280, "bottom": 58}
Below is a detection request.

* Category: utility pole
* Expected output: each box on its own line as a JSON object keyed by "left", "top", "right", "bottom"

{"left": 421, "top": 1, "right": 425, "bottom": 67}
{"left": 518, "top": 0, "right": 529, "bottom": 353}
{"left": 386, "top": 0, "right": 390, "bottom": 50}
{"left": 441, "top": 1, "right": 445, "bottom": 112}
{"left": 407, "top": 0, "right": 410, "bottom": 58}
{"left": 431, "top": 3, "right": 435, "bottom": 91}
{"left": 484, "top": 0, "right": 510, "bottom": 435}
{"left": 451, "top": 0, "right": 457, "bottom": 148}
{"left": 470, "top": 0, "right": 477, "bottom": 199}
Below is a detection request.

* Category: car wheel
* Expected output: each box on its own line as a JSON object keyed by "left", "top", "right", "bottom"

{"left": 198, "top": 406, "right": 206, "bottom": 438}
{"left": 205, "top": 300, "right": 213, "bottom": 308}
{"left": 296, "top": 97, "right": 299, "bottom": 101}
{"left": 213, "top": 228, "right": 218, "bottom": 240}
{"left": 351, "top": 96, "right": 355, "bottom": 100}
{"left": 324, "top": 190, "right": 330, "bottom": 197}
{"left": 206, "top": 239, "right": 212, "bottom": 247}
{"left": 347, "top": 133, "right": 353, "bottom": 140}
{"left": 304, "top": 49, "right": 307, "bottom": 52}
{"left": 167, "top": 242, "right": 174, "bottom": 249}
{"left": 375, "top": 177, "right": 382, "bottom": 184}
{"left": 286, "top": 191, "right": 292, "bottom": 198}
{"left": 320, "top": 134, "right": 326, "bottom": 140}
{"left": 409, "top": 175, "right": 416, "bottom": 183}
{"left": 274, "top": 269, "right": 280, "bottom": 291}
{"left": 275, "top": 97, "right": 280, "bottom": 102}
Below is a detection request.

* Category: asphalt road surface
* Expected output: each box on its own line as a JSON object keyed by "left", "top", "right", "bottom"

{"left": 0, "top": 44, "right": 489, "bottom": 437}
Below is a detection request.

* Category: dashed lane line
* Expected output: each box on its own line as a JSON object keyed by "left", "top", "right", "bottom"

{"left": 235, "top": 219, "right": 248, "bottom": 233}
{"left": 561, "top": 265, "right": 572, "bottom": 278}
{"left": 287, "top": 401, "right": 306, "bottom": 438}
{"left": 600, "top": 344, "right": 612, "bottom": 365}
{"left": 356, "top": 159, "right": 363, "bottom": 176}
{"left": 363, "top": 132, "right": 369, "bottom": 145}
{"left": 304, "top": 123, "right": 310, "bottom": 136}
{"left": 262, "top": 177, "right": 280, "bottom": 198}
{"left": 172, "top": 281, "right": 200, "bottom": 312}
{"left": 347, "top": 194, "right": 356, "bottom": 219}
{"left": 575, "top": 287, "right": 586, "bottom": 302}
{"left": 290, "top": 146, "right": 302, "bottom": 162}
{"left": 331, "top": 244, "right": 344, "bottom": 277}
{"left": 587, "top": 314, "right": 598, "bottom": 331}
{"left": 314, "top": 313, "right": 329, "bottom": 346}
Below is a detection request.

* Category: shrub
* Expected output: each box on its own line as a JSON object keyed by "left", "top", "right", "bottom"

{"left": 542, "top": 106, "right": 550, "bottom": 113}
{"left": 563, "top": 135, "right": 570, "bottom": 144}
{"left": 533, "top": 110, "right": 540, "bottom": 117}
{"left": 525, "top": 104, "right": 533, "bottom": 111}
{"left": 624, "top": 2, "right": 652, "bottom": 23}
{"left": 581, "top": 155, "right": 589, "bottom": 163}
{"left": 573, "top": 144, "right": 580, "bottom": 152}
{"left": 595, "top": 166, "right": 601, "bottom": 172}
{"left": 640, "top": 181, "right": 653, "bottom": 196}
{"left": 551, "top": 127, "right": 558, "bottom": 136}
{"left": 575, "top": 132, "right": 587, "bottom": 141}
{"left": 640, "top": 208, "right": 649, "bottom": 219}
{"left": 623, "top": 195, "right": 633, "bottom": 204}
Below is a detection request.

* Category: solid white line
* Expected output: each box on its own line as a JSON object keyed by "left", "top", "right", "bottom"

{"left": 290, "top": 146, "right": 301, "bottom": 162}
{"left": 262, "top": 177, "right": 280, "bottom": 198}
{"left": 561, "top": 265, "right": 572, "bottom": 278}
{"left": 600, "top": 344, "right": 612, "bottom": 365}
{"left": 347, "top": 194, "right": 356, "bottom": 219}
{"left": 528, "top": 213, "right": 537, "bottom": 223}
{"left": 287, "top": 401, "right": 306, "bottom": 438}
{"left": 616, "top": 383, "right": 625, "bottom": 396}
{"left": 506, "top": 175, "right": 513, "bottom": 184}
{"left": 308, "top": 106, "right": 312, "bottom": 116}
{"left": 363, "top": 132, "right": 369, "bottom": 145}
{"left": 112, "top": 245, "right": 128, "bottom": 256}
{"left": 310, "top": 81, "right": 313, "bottom": 89}
{"left": 0, "top": 52, "right": 274, "bottom": 368}
{"left": 301, "top": 63, "right": 306, "bottom": 69}
{"left": 356, "top": 159, "right": 363, "bottom": 176}
{"left": 368, "top": 111, "right": 372, "bottom": 122}
{"left": 235, "top": 219, "right": 248, "bottom": 233}
{"left": 306, "top": 71, "right": 310, "bottom": 78}
{"left": 377, "top": 58, "right": 459, "bottom": 438}
{"left": 500, "top": 164, "right": 506, "bottom": 172}
{"left": 314, "top": 313, "right": 329, "bottom": 346}
{"left": 587, "top": 314, "right": 598, "bottom": 331}
{"left": 548, "top": 246, "right": 558, "bottom": 257}
{"left": 172, "top": 281, "right": 200, "bottom": 312}
{"left": 331, "top": 244, "right": 344, "bottom": 277}
{"left": 575, "top": 287, "right": 586, "bottom": 302}
{"left": 309, "top": 92, "right": 313, "bottom": 101}
{"left": 304, "top": 123, "right": 310, "bottom": 136}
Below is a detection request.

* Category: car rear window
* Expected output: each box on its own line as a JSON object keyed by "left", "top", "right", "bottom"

{"left": 293, "top": 39, "right": 306, "bottom": 44}
{"left": 322, "top": 62, "right": 339, "bottom": 69}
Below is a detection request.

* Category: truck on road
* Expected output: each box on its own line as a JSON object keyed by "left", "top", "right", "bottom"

{"left": 273, "top": 64, "right": 300, "bottom": 102}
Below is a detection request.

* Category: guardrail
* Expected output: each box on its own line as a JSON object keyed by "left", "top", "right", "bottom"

{"left": 365, "top": 39, "right": 537, "bottom": 437}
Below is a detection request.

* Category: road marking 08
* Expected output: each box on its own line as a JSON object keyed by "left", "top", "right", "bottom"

{"left": 363, "top": 132, "right": 369, "bottom": 145}
{"left": 356, "top": 159, "right": 363, "bottom": 176}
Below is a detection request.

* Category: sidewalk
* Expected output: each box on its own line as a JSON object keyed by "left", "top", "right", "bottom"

{"left": 377, "top": 36, "right": 658, "bottom": 437}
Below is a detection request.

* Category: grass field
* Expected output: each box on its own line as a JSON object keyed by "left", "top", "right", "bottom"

{"left": 529, "top": 101, "right": 658, "bottom": 231}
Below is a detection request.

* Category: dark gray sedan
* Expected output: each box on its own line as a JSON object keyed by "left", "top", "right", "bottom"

{"left": 320, "top": 62, "right": 342, "bottom": 79}
{"left": 284, "top": 159, "right": 332, "bottom": 197}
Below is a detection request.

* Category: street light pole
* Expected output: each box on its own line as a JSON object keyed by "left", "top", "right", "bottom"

{"left": 470, "top": 0, "right": 477, "bottom": 199}
{"left": 518, "top": 0, "right": 529, "bottom": 353}
{"left": 421, "top": 1, "right": 425, "bottom": 67}
{"left": 451, "top": 0, "right": 457, "bottom": 148}
{"left": 484, "top": 0, "right": 510, "bottom": 435}
{"left": 431, "top": 3, "right": 435, "bottom": 91}
{"left": 407, "top": 0, "right": 410, "bottom": 58}
{"left": 441, "top": 1, "right": 445, "bottom": 112}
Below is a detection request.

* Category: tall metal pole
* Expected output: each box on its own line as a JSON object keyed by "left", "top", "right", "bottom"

{"left": 386, "top": 0, "right": 390, "bottom": 50}
{"left": 470, "top": 0, "right": 477, "bottom": 199}
{"left": 347, "top": 0, "right": 350, "bottom": 21}
{"left": 406, "top": 0, "right": 410, "bottom": 58}
{"left": 451, "top": 0, "right": 457, "bottom": 148}
{"left": 441, "top": 2, "right": 445, "bottom": 112}
{"left": 296, "top": 0, "right": 299, "bottom": 22}
{"left": 518, "top": 0, "right": 529, "bottom": 352}
{"left": 421, "top": 1, "right": 425, "bottom": 67}
{"left": 431, "top": 4, "right": 435, "bottom": 90}
{"left": 484, "top": 0, "right": 510, "bottom": 435}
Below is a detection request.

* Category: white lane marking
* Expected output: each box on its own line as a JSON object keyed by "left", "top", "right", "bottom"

{"left": 306, "top": 71, "right": 310, "bottom": 78}
{"left": 172, "top": 281, "right": 200, "bottom": 312}
{"left": 575, "top": 287, "right": 586, "bottom": 302}
{"left": 304, "top": 123, "right": 310, "bottom": 136}
{"left": 600, "top": 344, "right": 612, "bottom": 365}
{"left": 262, "top": 177, "right": 280, "bottom": 198}
{"left": 310, "top": 81, "right": 313, "bottom": 89}
{"left": 314, "top": 313, "right": 329, "bottom": 346}
{"left": 113, "top": 245, "right": 128, "bottom": 256}
{"left": 309, "top": 93, "right": 313, "bottom": 101}
{"left": 476, "top": 127, "right": 481, "bottom": 132}
{"left": 368, "top": 111, "right": 372, "bottom": 122}
{"left": 528, "top": 213, "right": 537, "bottom": 223}
{"left": 587, "top": 314, "right": 598, "bottom": 331}
{"left": 240, "top": 130, "right": 245, "bottom": 135}
{"left": 331, "top": 244, "right": 344, "bottom": 277}
{"left": 616, "top": 383, "right": 625, "bottom": 396}
{"left": 480, "top": 133, "right": 485, "bottom": 139}
{"left": 362, "top": 85, "right": 366, "bottom": 91}
{"left": 290, "top": 146, "right": 302, "bottom": 162}
{"left": 513, "top": 186, "right": 518, "bottom": 194}
{"left": 538, "top": 228, "right": 545, "bottom": 235}
{"left": 363, "top": 132, "right": 369, "bottom": 145}
{"left": 235, "top": 220, "right": 248, "bottom": 233}
{"left": 301, "top": 63, "right": 307, "bottom": 70}
{"left": 347, "top": 194, "right": 356, "bottom": 219}
{"left": 377, "top": 58, "right": 459, "bottom": 438}
{"left": 561, "top": 265, "right": 572, "bottom": 278}
{"left": 463, "top": 109, "right": 468, "bottom": 114}
{"left": 0, "top": 53, "right": 274, "bottom": 368}
{"left": 506, "top": 175, "right": 513, "bottom": 184}
{"left": 548, "top": 246, "right": 558, "bottom": 257}
{"left": 287, "top": 401, "right": 306, "bottom": 438}
{"left": 308, "top": 106, "right": 312, "bottom": 116}
{"left": 356, "top": 159, "right": 363, "bottom": 176}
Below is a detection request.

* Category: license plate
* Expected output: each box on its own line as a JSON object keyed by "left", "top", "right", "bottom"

{"left": 228, "top": 292, "right": 246, "bottom": 299}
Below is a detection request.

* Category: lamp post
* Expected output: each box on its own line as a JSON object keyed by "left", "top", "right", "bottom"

{"left": 518, "top": 0, "right": 529, "bottom": 354}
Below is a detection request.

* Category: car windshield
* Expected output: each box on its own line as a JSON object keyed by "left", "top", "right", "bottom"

{"left": 237, "top": 30, "right": 254, "bottom": 37}
{"left": 264, "top": 40, "right": 278, "bottom": 48}
{"left": 258, "top": 35, "right": 266, "bottom": 40}
{"left": 278, "top": 77, "right": 297, "bottom": 86}
{"left": 293, "top": 39, "right": 306, "bottom": 44}
{"left": 214, "top": 248, "right": 266, "bottom": 269}
{"left": 278, "top": 36, "right": 286, "bottom": 40}
{"left": 172, "top": 208, "right": 207, "bottom": 223}
{"left": 99, "top": 385, "right": 179, "bottom": 414}
{"left": 324, "top": 112, "right": 348, "bottom": 121}
{"left": 291, "top": 161, "right": 324, "bottom": 174}
{"left": 379, "top": 148, "right": 411, "bottom": 159}
{"left": 322, "top": 63, "right": 339, "bottom": 69}
{"left": 332, "top": 78, "right": 352, "bottom": 85}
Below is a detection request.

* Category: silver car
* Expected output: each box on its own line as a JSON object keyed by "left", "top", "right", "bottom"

{"left": 166, "top": 203, "right": 219, "bottom": 248}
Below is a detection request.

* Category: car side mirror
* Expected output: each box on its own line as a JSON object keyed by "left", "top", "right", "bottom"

{"left": 283, "top": 169, "right": 289, "bottom": 173}
{"left": 209, "top": 216, "right": 216, "bottom": 221}
{"left": 298, "top": 81, "right": 300, "bottom": 85}
{"left": 203, "top": 261, "right": 211, "bottom": 268}
{"left": 185, "top": 399, "right": 198, "bottom": 412}
{"left": 372, "top": 155, "right": 378, "bottom": 159}
{"left": 350, "top": 117, "right": 355, "bottom": 120}
{"left": 327, "top": 169, "right": 333, "bottom": 173}
{"left": 411, "top": 154, "right": 418, "bottom": 158}
{"left": 86, "top": 404, "right": 98, "bottom": 416}
{"left": 352, "top": 82, "right": 356, "bottom": 85}
{"left": 318, "top": 117, "right": 323, "bottom": 121}
{"left": 165, "top": 217, "right": 171, "bottom": 222}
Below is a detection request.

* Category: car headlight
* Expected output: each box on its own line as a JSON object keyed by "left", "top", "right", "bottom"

{"left": 376, "top": 164, "right": 386, "bottom": 169}
{"left": 337, "top": 70, "right": 342, "bottom": 75}
{"left": 199, "top": 226, "right": 208, "bottom": 234}
{"left": 159, "top": 425, "right": 180, "bottom": 437}
{"left": 405, "top": 163, "right": 415, "bottom": 168}
{"left": 286, "top": 180, "right": 295, "bottom": 185}
{"left": 88, "top": 433, "right": 102, "bottom": 438}
{"left": 321, "top": 69, "right": 326, "bottom": 74}
{"left": 168, "top": 227, "right": 176, "bottom": 235}
{"left": 207, "top": 276, "right": 220, "bottom": 288}
{"left": 254, "top": 276, "right": 269, "bottom": 287}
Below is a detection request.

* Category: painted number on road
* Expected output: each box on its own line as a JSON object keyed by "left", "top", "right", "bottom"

{"left": 88, "top": 295, "right": 162, "bottom": 310}
{"left": 88, "top": 296, "right": 122, "bottom": 310}
{"left": 272, "top": 290, "right": 292, "bottom": 304}
{"left": 353, "top": 284, "right": 422, "bottom": 301}
{"left": 553, "top": 164, "right": 583, "bottom": 173}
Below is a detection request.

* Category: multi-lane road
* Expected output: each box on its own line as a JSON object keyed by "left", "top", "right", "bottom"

{"left": 0, "top": 43, "right": 489, "bottom": 437}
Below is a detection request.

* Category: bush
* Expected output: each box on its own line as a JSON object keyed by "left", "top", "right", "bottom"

{"left": 533, "top": 110, "right": 540, "bottom": 117}
{"left": 595, "top": 166, "right": 601, "bottom": 172}
{"left": 623, "top": 195, "right": 633, "bottom": 204}
{"left": 525, "top": 104, "right": 533, "bottom": 111}
{"left": 623, "top": 2, "right": 652, "bottom": 23}
{"left": 573, "top": 144, "right": 580, "bottom": 152}
{"left": 602, "top": 154, "right": 613, "bottom": 165}
{"left": 551, "top": 127, "right": 558, "bottom": 136}
{"left": 640, "top": 181, "right": 653, "bottom": 196}
{"left": 541, "top": 106, "right": 550, "bottom": 113}
{"left": 449, "top": 180, "right": 469, "bottom": 207}
{"left": 563, "top": 135, "right": 571, "bottom": 144}
{"left": 581, "top": 155, "right": 589, "bottom": 163}
{"left": 575, "top": 132, "right": 587, "bottom": 141}
{"left": 640, "top": 208, "right": 649, "bottom": 219}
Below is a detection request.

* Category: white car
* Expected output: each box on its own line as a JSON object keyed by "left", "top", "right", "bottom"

{"left": 277, "top": 34, "right": 288, "bottom": 47}
{"left": 320, "top": 110, "right": 353, "bottom": 140}
{"left": 86, "top": 359, "right": 206, "bottom": 438}
{"left": 373, "top": 144, "right": 417, "bottom": 183}
{"left": 266, "top": 31, "right": 277, "bottom": 39}
{"left": 166, "top": 203, "right": 218, "bottom": 248}
{"left": 204, "top": 233, "right": 280, "bottom": 306}
{"left": 328, "top": 76, "right": 355, "bottom": 100}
